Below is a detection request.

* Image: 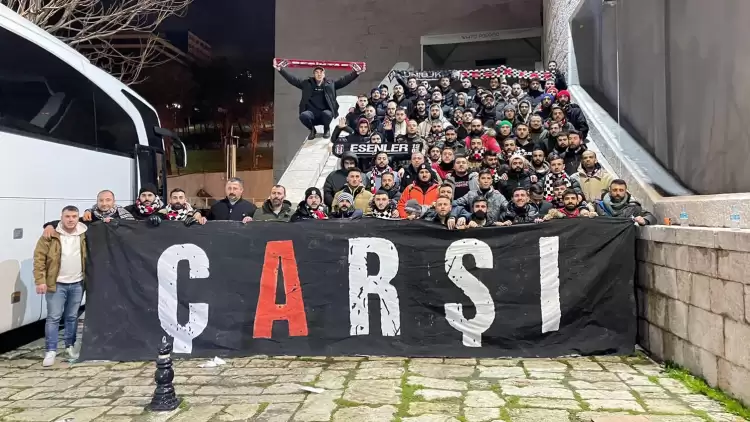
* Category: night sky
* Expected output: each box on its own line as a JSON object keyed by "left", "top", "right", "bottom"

{"left": 162, "top": 0, "right": 274, "bottom": 61}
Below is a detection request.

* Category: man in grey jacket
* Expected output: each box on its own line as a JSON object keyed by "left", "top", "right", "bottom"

{"left": 449, "top": 168, "right": 509, "bottom": 230}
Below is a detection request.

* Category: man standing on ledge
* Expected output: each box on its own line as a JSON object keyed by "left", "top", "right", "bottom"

{"left": 274, "top": 60, "right": 364, "bottom": 140}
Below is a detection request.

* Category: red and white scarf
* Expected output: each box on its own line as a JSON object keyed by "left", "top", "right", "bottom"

{"left": 369, "top": 166, "right": 393, "bottom": 193}
{"left": 274, "top": 58, "right": 366, "bottom": 72}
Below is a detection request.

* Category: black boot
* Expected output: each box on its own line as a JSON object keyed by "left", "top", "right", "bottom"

{"left": 307, "top": 129, "right": 316, "bottom": 140}
{"left": 322, "top": 128, "right": 331, "bottom": 138}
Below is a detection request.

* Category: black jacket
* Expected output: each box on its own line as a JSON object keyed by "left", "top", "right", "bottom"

{"left": 279, "top": 68, "right": 359, "bottom": 117}
{"left": 565, "top": 104, "right": 589, "bottom": 140}
{"left": 208, "top": 197, "right": 257, "bottom": 221}
{"left": 440, "top": 86, "right": 458, "bottom": 108}
{"left": 324, "top": 151, "right": 358, "bottom": 207}
{"left": 290, "top": 202, "right": 329, "bottom": 222}
{"left": 499, "top": 169, "right": 534, "bottom": 201}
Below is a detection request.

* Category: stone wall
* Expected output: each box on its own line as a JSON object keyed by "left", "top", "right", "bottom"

{"left": 637, "top": 225, "right": 750, "bottom": 405}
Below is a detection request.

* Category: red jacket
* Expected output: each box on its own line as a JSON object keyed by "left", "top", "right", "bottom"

{"left": 431, "top": 162, "right": 453, "bottom": 180}
{"left": 463, "top": 133, "right": 500, "bottom": 153}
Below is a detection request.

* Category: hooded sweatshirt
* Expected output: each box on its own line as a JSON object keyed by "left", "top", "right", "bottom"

{"left": 55, "top": 222, "right": 88, "bottom": 284}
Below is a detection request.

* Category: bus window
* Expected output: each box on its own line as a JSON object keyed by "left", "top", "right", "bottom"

{"left": 94, "top": 88, "right": 139, "bottom": 155}
{"left": 0, "top": 27, "right": 96, "bottom": 148}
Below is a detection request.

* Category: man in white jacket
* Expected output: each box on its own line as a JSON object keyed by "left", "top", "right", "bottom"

{"left": 33, "top": 205, "right": 87, "bottom": 367}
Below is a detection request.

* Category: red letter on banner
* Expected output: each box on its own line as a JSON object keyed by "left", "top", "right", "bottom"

{"left": 253, "top": 241, "right": 309, "bottom": 338}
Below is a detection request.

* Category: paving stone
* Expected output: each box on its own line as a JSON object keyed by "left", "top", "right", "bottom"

{"left": 443, "top": 358, "right": 477, "bottom": 365}
{"left": 411, "top": 358, "right": 444, "bottom": 364}
{"left": 407, "top": 376, "right": 468, "bottom": 391}
{"left": 587, "top": 417, "right": 650, "bottom": 422}
{"left": 599, "top": 362, "right": 638, "bottom": 373}
{"left": 592, "top": 356, "right": 625, "bottom": 363}
{"left": 409, "top": 363, "right": 474, "bottom": 378}
{"left": 187, "top": 375, "right": 277, "bottom": 385}
{"left": 567, "top": 360, "right": 604, "bottom": 371}
{"left": 211, "top": 394, "right": 306, "bottom": 405}
{"left": 527, "top": 371, "right": 565, "bottom": 379}
{"left": 508, "top": 408, "right": 571, "bottom": 422}
{"left": 325, "top": 362, "right": 357, "bottom": 370}
{"left": 414, "top": 389, "right": 462, "bottom": 400}
{"left": 332, "top": 405, "right": 396, "bottom": 422}
{"left": 292, "top": 389, "right": 342, "bottom": 422}
{"left": 0, "top": 387, "right": 20, "bottom": 399}
{"left": 402, "top": 415, "right": 459, "bottom": 422}
{"left": 498, "top": 378, "right": 564, "bottom": 388}
{"left": 358, "top": 361, "right": 403, "bottom": 370}
{"left": 569, "top": 381, "right": 630, "bottom": 391}
{"left": 277, "top": 374, "right": 317, "bottom": 383}
{"left": 642, "top": 398, "right": 694, "bottom": 414}
{"left": 575, "top": 411, "right": 633, "bottom": 421}
{"left": 464, "top": 407, "right": 499, "bottom": 422}
{"left": 617, "top": 373, "right": 657, "bottom": 385}
{"left": 522, "top": 360, "right": 568, "bottom": 372}
{"left": 585, "top": 399, "right": 644, "bottom": 412}
{"left": 518, "top": 397, "right": 581, "bottom": 409}
{"left": 5, "top": 407, "right": 73, "bottom": 421}
{"left": 107, "top": 377, "right": 153, "bottom": 387}
{"left": 182, "top": 396, "right": 215, "bottom": 405}
{"left": 576, "top": 390, "right": 635, "bottom": 400}
{"left": 658, "top": 378, "right": 692, "bottom": 394}
{"left": 500, "top": 385, "right": 574, "bottom": 399}
{"left": 478, "top": 359, "right": 520, "bottom": 367}
{"left": 329, "top": 356, "right": 365, "bottom": 361}
{"left": 646, "top": 417, "right": 706, "bottom": 422}
{"left": 632, "top": 365, "right": 662, "bottom": 376}
{"left": 636, "top": 391, "right": 673, "bottom": 399}
{"left": 69, "top": 398, "right": 114, "bottom": 406}
{"left": 263, "top": 383, "right": 308, "bottom": 395}
{"left": 287, "top": 361, "right": 325, "bottom": 368}
{"left": 244, "top": 360, "right": 291, "bottom": 368}
{"left": 9, "top": 387, "right": 47, "bottom": 400}
{"left": 468, "top": 380, "right": 493, "bottom": 389}
{"left": 407, "top": 401, "right": 460, "bottom": 415}
{"left": 106, "top": 406, "right": 145, "bottom": 416}
{"left": 121, "top": 386, "right": 160, "bottom": 396}
{"left": 464, "top": 390, "right": 505, "bottom": 407}
{"left": 169, "top": 405, "right": 224, "bottom": 422}
{"left": 706, "top": 413, "right": 746, "bottom": 421}
{"left": 11, "top": 399, "right": 67, "bottom": 408}
{"left": 255, "top": 403, "right": 299, "bottom": 422}
{"left": 194, "top": 386, "right": 264, "bottom": 395}
{"left": 354, "top": 367, "right": 404, "bottom": 379}
{"left": 110, "top": 397, "right": 151, "bottom": 406}
{"left": 366, "top": 357, "right": 406, "bottom": 361}
{"left": 62, "top": 406, "right": 111, "bottom": 422}
{"left": 315, "top": 370, "right": 347, "bottom": 389}
{"left": 343, "top": 379, "right": 401, "bottom": 404}
{"left": 477, "top": 366, "right": 526, "bottom": 378}
{"left": 629, "top": 384, "right": 668, "bottom": 393}
{"left": 214, "top": 404, "right": 261, "bottom": 421}
{"left": 680, "top": 394, "right": 726, "bottom": 413}
{"left": 0, "top": 377, "right": 47, "bottom": 387}
{"left": 569, "top": 371, "right": 621, "bottom": 382}
{"left": 85, "top": 386, "right": 124, "bottom": 397}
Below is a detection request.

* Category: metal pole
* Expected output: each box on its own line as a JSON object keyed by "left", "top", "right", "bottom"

{"left": 420, "top": 44, "right": 424, "bottom": 70}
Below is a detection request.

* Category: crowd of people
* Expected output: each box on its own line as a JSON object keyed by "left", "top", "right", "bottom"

{"left": 33, "top": 60, "right": 657, "bottom": 368}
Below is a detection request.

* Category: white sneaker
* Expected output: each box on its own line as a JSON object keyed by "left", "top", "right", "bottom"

{"left": 66, "top": 346, "right": 79, "bottom": 360}
{"left": 43, "top": 351, "right": 56, "bottom": 367}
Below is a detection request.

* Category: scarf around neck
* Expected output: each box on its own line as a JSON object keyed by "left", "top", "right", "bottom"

{"left": 305, "top": 204, "right": 328, "bottom": 219}
{"left": 369, "top": 166, "right": 393, "bottom": 193}
{"left": 135, "top": 196, "right": 164, "bottom": 216}
{"left": 164, "top": 203, "right": 193, "bottom": 221}
{"left": 92, "top": 205, "right": 135, "bottom": 221}
{"left": 371, "top": 200, "right": 397, "bottom": 219}
{"left": 471, "top": 148, "right": 485, "bottom": 161}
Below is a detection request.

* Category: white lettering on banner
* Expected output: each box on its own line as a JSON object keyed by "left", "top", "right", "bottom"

{"left": 347, "top": 143, "right": 410, "bottom": 154}
{"left": 348, "top": 238, "right": 401, "bottom": 336}
{"left": 539, "top": 237, "right": 561, "bottom": 333}
{"left": 444, "top": 239, "right": 496, "bottom": 347}
{"left": 157, "top": 244, "right": 210, "bottom": 353}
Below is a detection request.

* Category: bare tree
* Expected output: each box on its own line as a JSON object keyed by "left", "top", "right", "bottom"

{"left": 3, "top": 0, "right": 193, "bottom": 84}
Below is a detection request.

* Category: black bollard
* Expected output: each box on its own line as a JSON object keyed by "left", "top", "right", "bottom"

{"left": 148, "top": 336, "right": 181, "bottom": 411}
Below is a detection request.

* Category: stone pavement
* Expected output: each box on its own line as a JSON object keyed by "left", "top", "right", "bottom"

{"left": 0, "top": 343, "right": 747, "bottom": 422}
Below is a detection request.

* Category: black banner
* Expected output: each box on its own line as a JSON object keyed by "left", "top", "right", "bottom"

{"left": 81, "top": 218, "right": 637, "bottom": 362}
{"left": 332, "top": 140, "right": 422, "bottom": 158}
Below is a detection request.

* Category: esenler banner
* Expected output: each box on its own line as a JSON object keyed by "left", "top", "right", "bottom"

{"left": 80, "top": 218, "right": 637, "bottom": 362}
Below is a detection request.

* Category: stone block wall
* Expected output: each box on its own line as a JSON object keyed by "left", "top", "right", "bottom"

{"left": 637, "top": 225, "right": 750, "bottom": 405}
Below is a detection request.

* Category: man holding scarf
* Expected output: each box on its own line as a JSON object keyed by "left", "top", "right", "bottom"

{"left": 42, "top": 189, "right": 134, "bottom": 238}
{"left": 153, "top": 188, "right": 207, "bottom": 226}
{"left": 290, "top": 187, "right": 329, "bottom": 222}
{"left": 369, "top": 190, "right": 399, "bottom": 219}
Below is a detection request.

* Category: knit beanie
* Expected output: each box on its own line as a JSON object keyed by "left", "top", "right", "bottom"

{"left": 139, "top": 184, "right": 158, "bottom": 196}
{"left": 405, "top": 200, "right": 422, "bottom": 214}
{"left": 305, "top": 187, "right": 323, "bottom": 200}
{"left": 337, "top": 192, "right": 354, "bottom": 205}
{"left": 498, "top": 120, "right": 513, "bottom": 128}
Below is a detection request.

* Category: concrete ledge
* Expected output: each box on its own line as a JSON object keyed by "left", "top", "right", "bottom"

{"left": 638, "top": 225, "right": 750, "bottom": 253}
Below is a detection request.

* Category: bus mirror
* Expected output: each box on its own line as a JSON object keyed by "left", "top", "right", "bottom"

{"left": 173, "top": 140, "right": 187, "bottom": 168}
{"left": 153, "top": 126, "right": 187, "bottom": 168}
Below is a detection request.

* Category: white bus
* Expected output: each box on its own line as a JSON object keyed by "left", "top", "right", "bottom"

{"left": 0, "top": 4, "right": 187, "bottom": 335}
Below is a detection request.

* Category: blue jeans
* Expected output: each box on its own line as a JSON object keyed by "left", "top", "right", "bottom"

{"left": 45, "top": 282, "right": 83, "bottom": 352}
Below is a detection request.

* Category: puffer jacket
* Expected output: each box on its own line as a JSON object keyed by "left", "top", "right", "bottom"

{"left": 323, "top": 151, "right": 358, "bottom": 207}
{"left": 290, "top": 202, "right": 329, "bottom": 222}
{"left": 333, "top": 185, "right": 373, "bottom": 215}
{"left": 499, "top": 203, "right": 540, "bottom": 224}
{"left": 451, "top": 188, "right": 509, "bottom": 222}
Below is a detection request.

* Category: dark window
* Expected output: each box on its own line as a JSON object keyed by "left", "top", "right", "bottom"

{"left": 0, "top": 27, "right": 138, "bottom": 155}
{"left": 94, "top": 88, "right": 139, "bottom": 154}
